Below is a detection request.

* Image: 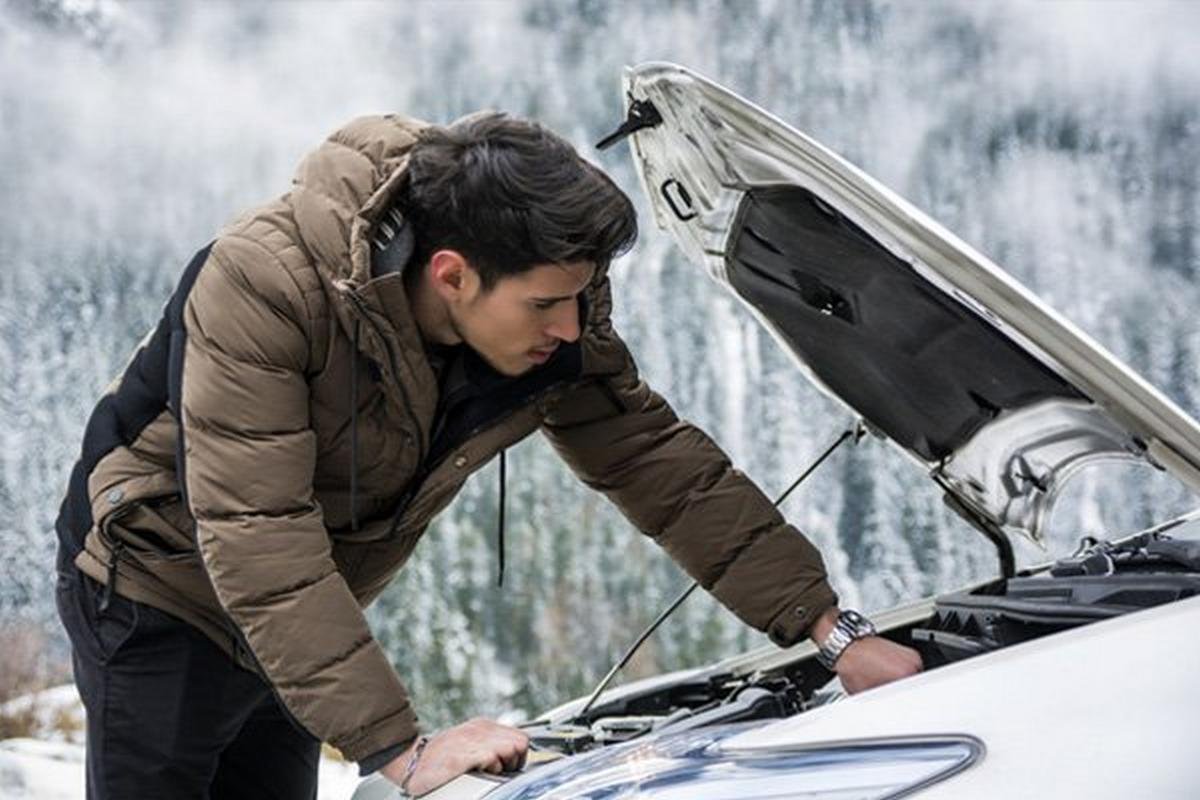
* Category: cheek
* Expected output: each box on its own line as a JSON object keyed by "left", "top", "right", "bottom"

{"left": 470, "top": 300, "right": 537, "bottom": 350}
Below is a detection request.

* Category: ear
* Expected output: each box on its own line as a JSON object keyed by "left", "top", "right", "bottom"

{"left": 427, "top": 249, "right": 479, "bottom": 302}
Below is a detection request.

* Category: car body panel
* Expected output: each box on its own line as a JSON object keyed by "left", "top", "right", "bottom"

{"left": 721, "top": 593, "right": 1200, "bottom": 799}
{"left": 368, "top": 595, "right": 1199, "bottom": 800}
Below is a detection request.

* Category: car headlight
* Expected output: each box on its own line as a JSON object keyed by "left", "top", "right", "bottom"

{"left": 490, "top": 724, "right": 983, "bottom": 800}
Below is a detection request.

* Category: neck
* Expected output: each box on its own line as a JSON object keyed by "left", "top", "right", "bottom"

{"left": 406, "top": 267, "right": 461, "bottom": 347}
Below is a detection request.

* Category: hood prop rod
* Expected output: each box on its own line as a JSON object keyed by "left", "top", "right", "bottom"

{"left": 574, "top": 423, "right": 862, "bottom": 723}
{"left": 940, "top": 488, "right": 1016, "bottom": 579}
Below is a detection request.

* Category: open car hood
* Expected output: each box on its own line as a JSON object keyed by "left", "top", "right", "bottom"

{"left": 616, "top": 62, "right": 1200, "bottom": 553}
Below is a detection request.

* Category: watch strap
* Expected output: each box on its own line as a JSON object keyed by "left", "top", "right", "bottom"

{"left": 816, "top": 609, "right": 876, "bottom": 671}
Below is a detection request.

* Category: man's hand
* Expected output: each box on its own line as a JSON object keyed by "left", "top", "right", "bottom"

{"left": 810, "top": 607, "right": 923, "bottom": 695}
{"left": 381, "top": 718, "right": 530, "bottom": 797}
{"left": 834, "top": 635, "right": 924, "bottom": 694}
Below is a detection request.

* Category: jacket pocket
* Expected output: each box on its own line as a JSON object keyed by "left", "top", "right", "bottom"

{"left": 103, "top": 495, "right": 197, "bottom": 561}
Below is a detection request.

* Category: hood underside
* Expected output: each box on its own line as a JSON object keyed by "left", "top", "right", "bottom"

{"left": 728, "top": 185, "right": 1082, "bottom": 463}
{"left": 619, "top": 62, "right": 1200, "bottom": 550}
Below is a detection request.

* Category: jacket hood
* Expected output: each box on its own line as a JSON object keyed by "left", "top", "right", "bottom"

{"left": 290, "top": 113, "right": 429, "bottom": 288}
{"left": 285, "top": 112, "right": 617, "bottom": 339}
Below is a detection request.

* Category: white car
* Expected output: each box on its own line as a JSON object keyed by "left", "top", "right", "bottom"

{"left": 353, "top": 63, "right": 1200, "bottom": 800}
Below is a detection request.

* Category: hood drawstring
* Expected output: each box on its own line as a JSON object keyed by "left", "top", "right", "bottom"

{"left": 497, "top": 449, "right": 507, "bottom": 587}
{"left": 350, "top": 319, "right": 361, "bottom": 532}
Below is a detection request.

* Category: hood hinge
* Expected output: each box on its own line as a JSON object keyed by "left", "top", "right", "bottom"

{"left": 596, "top": 96, "right": 664, "bottom": 151}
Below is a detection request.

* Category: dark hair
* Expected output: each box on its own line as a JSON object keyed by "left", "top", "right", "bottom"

{"left": 398, "top": 111, "right": 638, "bottom": 289}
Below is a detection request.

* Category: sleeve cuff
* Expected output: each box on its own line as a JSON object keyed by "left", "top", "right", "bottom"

{"left": 766, "top": 584, "right": 839, "bottom": 647}
{"left": 357, "top": 739, "right": 415, "bottom": 777}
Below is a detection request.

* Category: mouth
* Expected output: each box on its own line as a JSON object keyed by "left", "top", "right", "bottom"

{"left": 528, "top": 344, "right": 558, "bottom": 364}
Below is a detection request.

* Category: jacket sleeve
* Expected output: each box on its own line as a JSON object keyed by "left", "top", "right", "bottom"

{"left": 179, "top": 235, "right": 418, "bottom": 762}
{"left": 541, "top": 287, "right": 838, "bottom": 645}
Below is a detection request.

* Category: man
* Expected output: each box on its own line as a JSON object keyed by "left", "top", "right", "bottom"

{"left": 55, "top": 111, "right": 921, "bottom": 798}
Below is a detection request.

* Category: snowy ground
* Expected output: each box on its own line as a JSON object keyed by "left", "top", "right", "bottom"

{"left": 0, "top": 685, "right": 363, "bottom": 799}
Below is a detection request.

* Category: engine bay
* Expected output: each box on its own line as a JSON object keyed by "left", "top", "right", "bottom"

{"left": 524, "top": 519, "right": 1200, "bottom": 760}
{"left": 912, "top": 530, "right": 1200, "bottom": 667}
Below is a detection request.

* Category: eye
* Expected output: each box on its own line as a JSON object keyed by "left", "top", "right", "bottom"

{"left": 533, "top": 299, "right": 559, "bottom": 310}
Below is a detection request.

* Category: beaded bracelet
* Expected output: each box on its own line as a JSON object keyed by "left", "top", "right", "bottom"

{"left": 399, "top": 734, "right": 431, "bottom": 796}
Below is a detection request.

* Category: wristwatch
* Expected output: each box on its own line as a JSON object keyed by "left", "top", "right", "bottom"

{"left": 816, "top": 609, "right": 876, "bottom": 671}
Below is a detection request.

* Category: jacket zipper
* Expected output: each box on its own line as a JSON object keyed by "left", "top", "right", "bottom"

{"left": 95, "top": 505, "right": 135, "bottom": 616}
{"left": 384, "top": 378, "right": 570, "bottom": 539}
{"left": 341, "top": 281, "right": 578, "bottom": 540}
{"left": 341, "top": 285, "right": 427, "bottom": 469}
{"left": 97, "top": 540, "right": 125, "bottom": 616}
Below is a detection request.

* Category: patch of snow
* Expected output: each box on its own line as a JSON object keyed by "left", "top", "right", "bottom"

{"left": 319, "top": 758, "right": 366, "bottom": 800}
{"left": 0, "top": 739, "right": 82, "bottom": 800}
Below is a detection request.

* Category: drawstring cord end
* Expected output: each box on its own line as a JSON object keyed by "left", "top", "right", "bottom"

{"left": 98, "top": 541, "right": 124, "bottom": 616}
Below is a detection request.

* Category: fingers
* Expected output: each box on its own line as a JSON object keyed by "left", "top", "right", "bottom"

{"left": 388, "top": 718, "right": 533, "bottom": 795}
{"left": 459, "top": 718, "right": 530, "bottom": 775}
{"left": 498, "top": 741, "right": 528, "bottom": 772}
{"left": 495, "top": 734, "right": 529, "bottom": 773}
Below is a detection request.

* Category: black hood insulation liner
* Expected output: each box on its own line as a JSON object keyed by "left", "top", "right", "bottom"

{"left": 726, "top": 186, "right": 1084, "bottom": 462}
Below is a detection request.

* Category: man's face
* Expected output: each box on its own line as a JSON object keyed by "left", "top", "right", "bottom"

{"left": 447, "top": 259, "right": 596, "bottom": 376}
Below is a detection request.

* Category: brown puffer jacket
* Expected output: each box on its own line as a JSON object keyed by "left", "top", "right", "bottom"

{"left": 55, "top": 114, "right": 837, "bottom": 763}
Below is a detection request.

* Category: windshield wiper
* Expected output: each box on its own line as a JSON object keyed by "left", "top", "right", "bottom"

{"left": 573, "top": 423, "right": 863, "bottom": 723}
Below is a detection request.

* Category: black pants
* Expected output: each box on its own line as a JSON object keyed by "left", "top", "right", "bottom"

{"left": 55, "top": 567, "right": 320, "bottom": 799}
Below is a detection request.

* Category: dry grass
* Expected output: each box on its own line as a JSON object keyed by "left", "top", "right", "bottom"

{"left": 0, "top": 704, "right": 40, "bottom": 740}
{"left": 0, "top": 623, "right": 51, "bottom": 702}
{"left": 0, "top": 621, "right": 76, "bottom": 741}
{"left": 50, "top": 703, "right": 85, "bottom": 742}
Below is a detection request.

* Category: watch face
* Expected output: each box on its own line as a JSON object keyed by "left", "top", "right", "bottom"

{"left": 841, "top": 610, "right": 875, "bottom": 637}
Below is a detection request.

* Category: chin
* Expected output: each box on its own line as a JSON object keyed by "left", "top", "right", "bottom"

{"left": 482, "top": 352, "right": 530, "bottom": 378}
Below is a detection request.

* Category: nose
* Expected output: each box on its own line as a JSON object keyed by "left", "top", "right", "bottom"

{"left": 545, "top": 300, "right": 582, "bottom": 343}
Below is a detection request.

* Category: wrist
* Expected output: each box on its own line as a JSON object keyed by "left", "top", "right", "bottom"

{"left": 814, "top": 608, "right": 876, "bottom": 671}
{"left": 809, "top": 606, "right": 840, "bottom": 644}
{"left": 399, "top": 734, "right": 431, "bottom": 794}
{"left": 360, "top": 740, "right": 411, "bottom": 777}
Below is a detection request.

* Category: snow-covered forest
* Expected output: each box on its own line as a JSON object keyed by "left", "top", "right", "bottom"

{"left": 2, "top": 0, "right": 1198, "bottom": 733}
